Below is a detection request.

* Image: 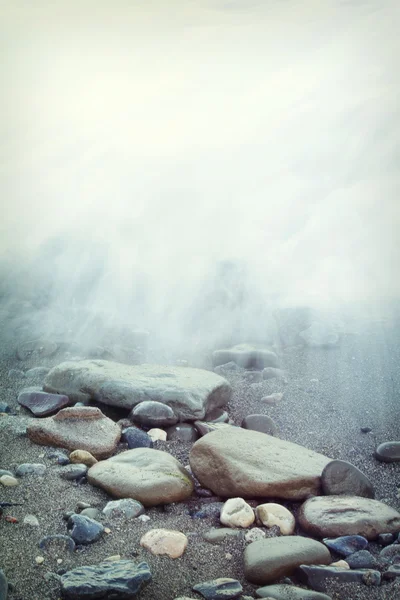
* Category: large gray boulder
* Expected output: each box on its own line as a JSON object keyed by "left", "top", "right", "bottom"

{"left": 44, "top": 360, "right": 232, "bottom": 421}
{"left": 299, "top": 496, "right": 400, "bottom": 540}
{"left": 244, "top": 536, "right": 331, "bottom": 585}
{"left": 87, "top": 448, "right": 194, "bottom": 507}
{"left": 189, "top": 427, "right": 331, "bottom": 500}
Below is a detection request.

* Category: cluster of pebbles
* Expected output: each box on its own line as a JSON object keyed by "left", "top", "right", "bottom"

{"left": 0, "top": 334, "right": 399, "bottom": 600}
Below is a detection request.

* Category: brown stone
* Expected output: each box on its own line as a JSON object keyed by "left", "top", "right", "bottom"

{"left": 26, "top": 407, "right": 121, "bottom": 459}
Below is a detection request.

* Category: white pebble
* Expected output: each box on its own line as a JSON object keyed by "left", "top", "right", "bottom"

{"left": 35, "top": 556, "right": 44, "bottom": 565}
{"left": 0, "top": 475, "right": 18, "bottom": 487}
{"left": 256, "top": 503, "right": 295, "bottom": 535}
{"left": 137, "top": 514, "right": 151, "bottom": 523}
{"left": 220, "top": 497, "right": 255, "bottom": 528}
{"left": 23, "top": 514, "right": 39, "bottom": 527}
{"left": 147, "top": 428, "right": 167, "bottom": 442}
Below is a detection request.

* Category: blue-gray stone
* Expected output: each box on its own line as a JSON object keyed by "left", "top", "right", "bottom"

{"left": 0, "top": 470, "right": 13, "bottom": 478}
{"left": 166, "top": 423, "right": 199, "bottom": 442}
{"left": 60, "top": 560, "right": 151, "bottom": 599}
{"left": 67, "top": 514, "right": 104, "bottom": 545}
{"left": 18, "top": 390, "right": 70, "bottom": 416}
{"left": 60, "top": 464, "right": 88, "bottom": 481}
{"left": 193, "top": 577, "right": 243, "bottom": 599}
{"left": 378, "top": 533, "right": 394, "bottom": 546}
{"left": 380, "top": 544, "right": 400, "bottom": 563}
{"left": 298, "top": 565, "right": 381, "bottom": 592}
{"left": 129, "top": 401, "right": 178, "bottom": 428}
{"left": 121, "top": 427, "right": 153, "bottom": 449}
{"left": 346, "top": 550, "right": 378, "bottom": 569}
{"left": 15, "top": 463, "right": 46, "bottom": 476}
{"left": 375, "top": 441, "right": 400, "bottom": 463}
{"left": 0, "top": 568, "right": 7, "bottom": 600}
{"left": 255, "top": 583, "right": 332, "bottom": 599}
{"left": 0, "top": 402, "right": 11, "bottom": 414}
{"left": 323, "top": 535, "right": 368, "bottom": 557}
{"left": 321, "top": 460, "right": 375, "bottom": 498}
{"left": 102, "top": 499, "right": 144, "bottom": 519}
{"left": 39, "top": 534, "right": 76, "bottom": 553}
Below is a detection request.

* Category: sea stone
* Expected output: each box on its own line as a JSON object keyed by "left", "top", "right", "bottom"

{"left": 220, "top": 498, "right": 255, "bottom": 528}
{"left": 321, "top": 460, "right": 375, "bottom": 498}
{"left": 242, "top": 415, "right": 278, "bottom": 436}
{"left": 0, "top": 568, "right": 7, "bottom": 600}
{"left": 189, "top": 428, "right": 330, "bottom": 500}
{"left": 256, "top": 503, "right": 295, "bottom": 535}
{"left": 16, "top": 463, "right": 46, "bottom": 476}
{"left": 375, "top": 441, "right": 400, "bottom": 463}
{"left": 26, "top": 406, "right": 121, "bottom": 459}
{"left": 60, "top": 464, "right": 88, "bottom": 481}
{"left": 323, "top": 535, "right": 368, "bottom": 557}
{"left": 147, "top": 428, "right": 167, "bottom": 442}
{"left": 140, "top": 529, "right": 188, "bottom": 558}
{"left": 298, "top": 565, "right": 381, "bottom": 591}
{"left": 166, "top": 424, "right": 199, "bottom": 442}
{"left": 67, "top": 514, "right": 104, "bottom": 544}
{"left": 69, "top": 450, "right": 97, "bottom": 467}
{"left": 244, "top": 536, "right": 331, "bottom": 585}
{"left": 192, "top": 578, "right": 243, "bottom": 599}
{"left": 346, "top": 550, "right": 378, "bottom": 569}
{"left": 299, "top": 496, "right": 400, "bottom": 540}
{"left": 121, "top": 427, "right": 153, "bottom": 449}
{"left": 44, "top": 360, "right": 232, "bottom": 421}
{"left": 60, "top": 560, "right": 151, "bottom": 598}
{"left": 203, "top": 529, "right": 244, "bottom": 544}
{"left": 87, "top": 448, "right": 194, "bottom": 507}
{"left": 212, "top": 344, "right": 279, "bottom": 370}
{"left": 256, "top": 584, "right": 332, "bottom": 599}
{"left": 103, "top": 499, "right": 144, "bottom": 519}
{"left": 194, "top": 421, "right": 233, "bottom": 437}
{"left": 18, "top": 391, "right": 70, "bottom": 416}
{"left": 129, "top": 401, "right": 178, "bottom": 428}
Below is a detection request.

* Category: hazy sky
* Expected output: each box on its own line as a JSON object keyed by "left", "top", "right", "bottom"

{"left": 0, "top": 0, "right": 399, "bottom": 322}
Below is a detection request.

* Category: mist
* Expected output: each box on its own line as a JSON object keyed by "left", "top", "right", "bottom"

{"left": 1, "top": 0, "right": 399, "bottom": 358}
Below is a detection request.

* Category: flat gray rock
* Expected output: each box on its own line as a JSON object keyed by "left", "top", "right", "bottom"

{"left": 244, "top": 536, "right": 331, "bottom": 585}
{"left": 87, "top": 448, "right": 194, "bottom": 507}
{"left": 299, "top": 496, "right": 400, "bottom": 540}
{"left": 375, "top": 441, "right": 400, "bottom": 463}
{"left": 44, "top": 360, "right": 231, "bottom": 421}
{"left": 212, "top": 344, "right": 279, "bottom": 370}
{"left": 255, "top": 584, "right": 332, "bottom": 599}
{"left": 60, "top": 560, "right": 151, "bottom": 599}
{"left": 321, "top": 460, "right": 375, "bottom": 498}
{"left": 298, "top": 565, "right": 381, "bottom": 591}
{"left": 189, "top": 427, "right": 330, "bottom": 500}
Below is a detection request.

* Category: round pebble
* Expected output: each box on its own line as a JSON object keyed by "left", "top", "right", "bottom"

{"left": 220, "top": 498, "right": 255, "bottom": 528}
{"left": 375, "top": 441, "right": 400, "bottom": 463}
{"left": 256, "top": 503, "right": 295, "bottom": 535}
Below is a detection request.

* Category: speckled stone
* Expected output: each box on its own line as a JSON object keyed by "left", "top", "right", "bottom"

{"left": 323, "top": 535, "right": 368, "bottom": 557}
{"left": 192, "top": 577, "right": 243, "bottom": 599}
{"left": 67, "top": 514, "right": 104, "bottom": 545}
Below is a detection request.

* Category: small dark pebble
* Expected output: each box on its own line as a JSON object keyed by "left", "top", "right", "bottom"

{"left": 378, "top": 533, "right": 395, "bottom": 546}
{"left": 67, "top": 514, "right": 104, "bottom": 544}
{"left": 360, "top": 427, "right": 372, "bottom": 433}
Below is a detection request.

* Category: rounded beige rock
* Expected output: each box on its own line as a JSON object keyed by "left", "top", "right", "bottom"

{"left": 220, "top": 497, "right": 255, "bottom": 528}
{"left": 0, "top": 475, "right": 19, "bottom": 487}
{"left": 256, "top": 503, "right": 295, "bottom": 535}
{"left": 331, "top": 560, "right": 350, "bottom": 569}
{"left": 147, "top": 428, "right": 167, "bottom": 442}
{"left": 69, "top": 449, "right": 98, "bottom": 466}
{"left": 140, "top": 528, "right": 188, "bottom": 558}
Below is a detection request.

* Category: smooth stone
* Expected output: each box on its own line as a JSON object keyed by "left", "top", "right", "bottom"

{"left": 321, "top": 460, "right": 375, "bottom": 498}
{"left": 80, "top": 508, "right": 101, "bottom": 520}
{"left": 44, "top": 360, "right": 232, "bottom": 421}
{"left": 330, "top": 560, "right": 349, "bottom": 569}
{"left": 205, "top": 408, "right": 230, "bottom": 423}
{"left": 58, "top": 454, "right": 70, "bottom": 466}
{"left": 256, "top": 503, "right": 295, "bottom": 535}
{"left": 25, "top": 367, "right": 50, "bottom": 381}
{"left": 140, "top": 529, "right": 188, "bottom": 558}
{"left": 378, "top": 533, "right": 394, "bottom": 546}
{"left": 87, "top": 448, "right": 194, "bottom": 507}
{"left": 380, "top": 544, "right": 400, "bottom": 562}
{"left": 346, "top": 550, "right": 378, "bottom": 569}
{"left": 60, "top": 560, "right": 152, "bottom": 598}
{"left": 39, "top": 534, "right": 76, "bottom": 553}
{"left": 360, "top": 427, "right": 372, "bottom": 434}
{"left": 17, "top": 339, "right": 58, "bottom": 361}
{"left": 203, "top": 529, "right": 244, "bottom": 544}
{"left": 103, "top": 498, "right": 144, "bottom": 519}
{"left": 189, "top": 427, "right": 331, "bottom": 500}
{"left": 0, "top": 403, "right": 11, "bottom": 414}
{"left": 0, "top": 470, "right": 13, "bottom": 478}
{"left": 147, "top": 428, "right": 167, "bottom": 442}
{"left": 242, "top": 415, "right": 278, "bottom": 436}
{"left": 255, "top": 584, "right": 332, "bottom": 599}
{"left": 385, "top": 564, "right": 400, "bottom": 579}
{"left": 16, "top": 463, "right": 46, "bottom": 476}
{"left": 298, "top": 321, "right": 339, "bottom": 347}
{"left": 67, "top": 514, "right": 104, "bottom": 544}
{"left": 167, "top": 424, "right": 199, "bottom": 442}
{"left": 121, "top": 427, "right": 153, "bottom": 449}
{"left": 212, "top": 345, "right": 279, "bottom": 370}
{"left": 375, "top": 441, "right": 400, "bottom": 463}
{"left": 220, "top": 498, "right": 255, "bottom": 528}
{"left": 0, "top": 569, "right": 7, "bottom": 600}
{"left": 323, "top": 535, "right": 368, "bottom": 556}
{"left": 262, "top": 368, "right": 285, "bottom": 380}
{"left": 192, "top": 578, "right": 243, "bottom": 599}
{"left": 60, "top": 464, "right": 88, "bottom": 481}
{"left": 194, "top": 421, "right": 233, "bottom": 437}
{"left": 23, "top": 514, "right": 40, "bottom": 527}
{"left": 244, "top": 536, "right": 331, "bottom": 585}
{"left": 129, "top": 400, "right": 178, "bottom": 427}
{"left": 69, "top": 450, "right": 97, "bottom": 467}
{"left": 0, "top": 475, "right": 18, "bottom": 487}
{"left": 260, "top": 393, "right": 284, "bottom": 405}
{"left": 299, "top": 496, "right": 400, "bottom": 540}
{"left": 298, "top": 565, "right": 381, "bottom": 591}
{"left": 26, "top": 406, "right": 121, "bottom": 459}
